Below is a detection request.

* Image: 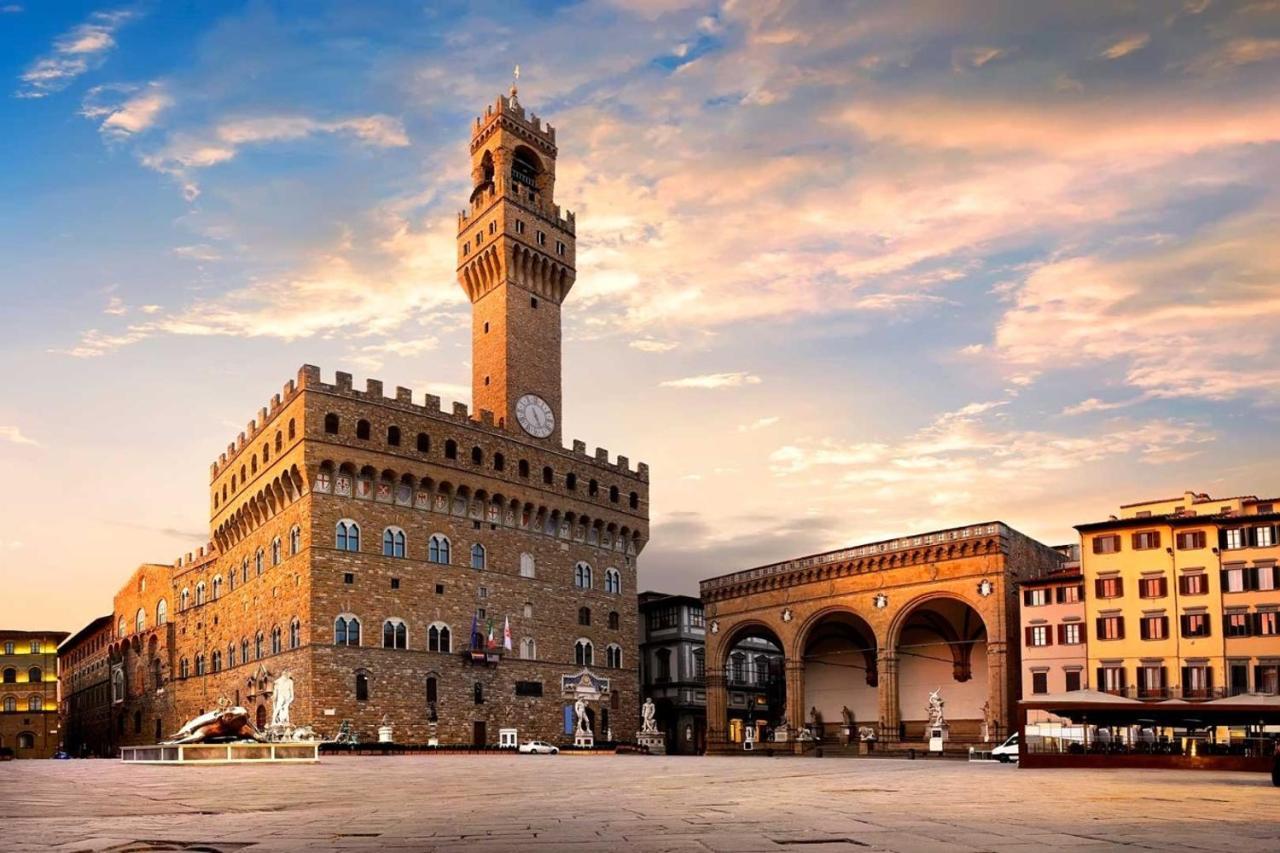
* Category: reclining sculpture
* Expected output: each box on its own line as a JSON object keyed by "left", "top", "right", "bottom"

{"left": 166, "top": 698, "right": 266, "bottom": 744}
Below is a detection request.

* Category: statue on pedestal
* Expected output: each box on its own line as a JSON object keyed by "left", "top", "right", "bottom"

{"left": 641, "top": 697, "right": 658, "bottom": 734}
{"left": 574, "top": 696, "right": 590, "bottom": 736}
{"left": 271, "top": 670, "right": 294, "bottom": 728}
{"left": 926, "top": 688, "right": 946, "bottom": 728}
{"left": 167, "top": 698, "right": 265, "bottom": 744}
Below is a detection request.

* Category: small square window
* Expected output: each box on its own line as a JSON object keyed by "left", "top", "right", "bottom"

{"left": 530, "top": 296, "right": 538, "bottom": 308}
{"left": 390, "top": 578, "right": 400, "bottom": 590}
{"left": 473, "top": 520, "right": 481, "bottom": 530}
{"left": 436, "top": 583, "right": 445, "bottom": 595}
{"left": 523, "top": 602, "right": 533, "bottom": 618}
{"left": 343, "top": 573, "right": 354, "bottom": 585}
{"left": 478, "top": 586, "right": 488, "bottom": 599}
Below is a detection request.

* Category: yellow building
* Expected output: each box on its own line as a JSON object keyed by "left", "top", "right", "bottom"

{"left": 1, "top": 629, "right": 68, "bottom": 758}
{"left": 1077, "top": 491, "right": 1280, "bottom": 699}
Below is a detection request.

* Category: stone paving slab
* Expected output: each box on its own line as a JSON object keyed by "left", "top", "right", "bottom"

{"left": 3, "top": 755, "right": 1279, "bottom": 852}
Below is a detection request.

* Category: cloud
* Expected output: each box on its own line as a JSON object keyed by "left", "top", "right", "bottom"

{"left": 1101, "top": 33, "right": 1150, "bottom": 60}
{"left": 0, "top": 426, "right": 39, "bottom": 446}
{"left": 660, "top": 372, "right": 762, "bottom": 389}
{"left": 1061, "top": 397, "right": 1143, "bottom": 417}
{"left": 629, "top": 338, "right": 678, "bottom": 353}
{"left": 82, "top": 83, "right": 171, "bottom": 137}
{"left": 17, "top": 9, "right": 134, "bottom": 98}
{"left": 103, "top": 296, "right": 127, "bottom": 316}
{"left": 172, "top": 244, "right": 222, "bottom": 262}
{"left": 991, "top": 209, "right": 1280, "bottom": 402}
{"left": 738, "top": 416, "right": 780, "bottom": 432}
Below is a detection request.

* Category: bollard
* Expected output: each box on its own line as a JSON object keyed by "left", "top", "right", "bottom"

{"left": 909, "top": 748, "right": 917, "bottom": 760}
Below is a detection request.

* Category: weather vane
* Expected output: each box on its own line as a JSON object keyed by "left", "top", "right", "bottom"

{"left": 511, "top": 64, "right": 520, "bottom": 101}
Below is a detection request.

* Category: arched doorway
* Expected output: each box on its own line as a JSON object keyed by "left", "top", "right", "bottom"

{"left": 801, "top": 611, "right": 878, "bottom": 740}
{"left": 894, "top": 597, "right": 988, "bottom": 743}
{"left": 721, "top": 624, "right": 785, "bottom": 744}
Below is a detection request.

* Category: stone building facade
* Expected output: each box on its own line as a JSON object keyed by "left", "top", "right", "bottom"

{"left": 1, "top": 629, "right": 67, "bottom": 758}
{"left": 700, "top": 523, "right": 1063, "bottom": 753}
{"left": 75, "top": 87, "right": 649, "bottom": 749}
{"left": 56, "top": 615, "right": 114, "bottom": 757}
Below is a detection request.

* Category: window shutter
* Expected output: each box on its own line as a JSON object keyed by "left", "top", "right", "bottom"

{"left": 1159, "top": 666, "right": 1168, "bottom": 690}
{"left": 1180, "top": 614, "right": 1189, "bottom": 636}
{"left": 1056, "top": 624, "right": 1065, "bottom": 644}
{"left": 1157, "top": 577, "right": 1167, "bottom": 597}
{"left": 1252, "top": 612, "right": 1262, "bottom": 635}
{"left": 1025, "top": 626, "right": 1033, "bottom": 646}
{"left": 1096, "top": 667, "right": 1105, "bottom": 690}
{"left": 1023, "top": 589, "right": 1032, "bottom": 606}
{"left": 1046, "top": 626, "right": 1053, "bottom": 646}
{"left": 1206, "top": 666, "right": 1214, "bottom": 690}
{"left": 1140, "top": 619, "right": 1149, "bottom": 641}
{"left": 1095, "top": 578, "right": 1105, "bottom": 597}
{"left": 1115, "top": 577, "right": 1124, "bottom": 596}
{"left": 1203, "top": 615, "right": 1211, "bottom": 637}
{"left": 1117, "top": 618, "right": 1125, "bottom": 640}
{"left": 1095, "top": 617, "right": 1104, "bottom": 639}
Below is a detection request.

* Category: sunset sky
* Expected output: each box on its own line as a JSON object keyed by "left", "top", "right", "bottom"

{"left": 2, "top": 1, "right": 1279, "bottom": 632}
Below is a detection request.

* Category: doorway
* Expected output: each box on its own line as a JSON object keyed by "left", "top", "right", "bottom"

{"left": 473, "top": 720, "right": 487, "bottom": 746}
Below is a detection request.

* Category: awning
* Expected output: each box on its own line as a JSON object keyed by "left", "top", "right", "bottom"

{"left": 1021, "top": 690, "right": 1280, "bottom": 726}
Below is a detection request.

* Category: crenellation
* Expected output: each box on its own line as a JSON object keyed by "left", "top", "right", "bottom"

{"left": 595, "top": 447, "right": 609, "bottom": 464}
{"left": 395, "top": 386, "right": 413, "bottom": 404}
{"left": 366, "top": 378, "right": 383, "bottom": 398}
{"left": 637, "top": 462, "right": 649, "bottom": 482}
{"left": 573, "top": 440, "right": 586, "bottom": 454}
{"left": 335, "top": 371, "right": 353, "bottom": 392}
{"left": 453, "top": 401, "right": 469, "bottom": 418}
{"left": 479, "top": 409, "right": 495, "bottom": 426}
{"left": 424, "top": 393, "right": 442, "bottom": 413}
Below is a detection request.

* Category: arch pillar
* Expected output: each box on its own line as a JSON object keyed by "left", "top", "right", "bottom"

{"left": 785, "top": 659, "right": 806, "bottom": 737}
{"left": 704, "top": 670, "right": 729, "bottom": 753}
{"left": 877, "top": 649, "right": 900, "bottom": 743}
{"left": 985, "top": 639, "right": 1009, "bottom": 744}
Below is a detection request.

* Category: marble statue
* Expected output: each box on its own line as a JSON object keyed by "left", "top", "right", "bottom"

{"left": 574, "top": 696, "right": 590, "bottom": 735}
{"left": 841, "top": 706, "right": 854, "bottom": 726}
{"left": 926, "top": 687, "right": 946, "bottom": 728}
{"left": 858, "top": 726, "right": 877, "bottom": 742}
{"left": 166, "top": 698, "right": 265, "bottom": 744}
{"left": 271, "top": 670, "right": 294, "bottom": 727}
{"left": 641, "top": 697, "right": 658, "bottom": 734}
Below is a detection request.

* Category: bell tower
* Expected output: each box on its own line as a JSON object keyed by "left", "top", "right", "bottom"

{"left": 457, "top": 81, "right": 575, "bottom": 445}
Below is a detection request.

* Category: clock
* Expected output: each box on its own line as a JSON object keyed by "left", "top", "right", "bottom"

{"left": 515, "top": 393, "right": 555, "bottom": 438}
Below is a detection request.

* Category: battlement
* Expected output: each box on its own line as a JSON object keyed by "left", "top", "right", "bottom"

{"left": 473, "top": 92, "right": 556, "bottom": 150}
{"left": 172, "top": 542, "right": 218, "bottom": 573}
{"left": 457, "top": 178, "right": 575, "bottom": 233}
{"left": 211, "top": 365, "right": 647, "bottom": 482}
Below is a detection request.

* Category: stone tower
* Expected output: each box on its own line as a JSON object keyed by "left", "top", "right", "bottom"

{"left": 457, "top": 83, "right": 576, "bottom": 446}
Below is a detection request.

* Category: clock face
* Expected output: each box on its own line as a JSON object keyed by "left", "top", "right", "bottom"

{"left": 515, "top": 393, "right": 555, "bottom": 438}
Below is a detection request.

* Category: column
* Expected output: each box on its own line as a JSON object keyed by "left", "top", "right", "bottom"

{"left": 986, "top": 639, "right": 1009, "bottom": 743}
{"left": 877, "top": 649, "right": 900, "bottom": 743}
{"left": 704, "top": 670, "right": 729, "bottom": 754}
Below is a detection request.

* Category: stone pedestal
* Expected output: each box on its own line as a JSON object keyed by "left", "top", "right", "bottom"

{"left": 378, "top": 725, "right": 394, "bottom": 743}
{"left": 574, "top": 732, "right": 594, "bottom": 748}
{"left": 636, "top": 731, "right": 666, "bottom": 755}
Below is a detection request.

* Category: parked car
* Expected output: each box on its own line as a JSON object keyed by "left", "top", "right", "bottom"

{"left": 992, "top": 733, "right": 1019, "bottom": 763}
{"left": 518, "top": 740, "right": 559, "bottom": 754}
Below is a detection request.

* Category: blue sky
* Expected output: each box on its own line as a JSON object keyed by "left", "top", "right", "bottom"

{"left": 2, "top": 1, "right": 1280, "bottom": 630}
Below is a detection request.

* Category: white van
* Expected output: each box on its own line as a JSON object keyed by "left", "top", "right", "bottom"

{"left": 992, "top": 733, "right": 1019, "bottom": 763}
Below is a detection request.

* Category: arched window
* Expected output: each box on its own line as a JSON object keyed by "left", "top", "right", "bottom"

{"left": 428, "top": 534, "right": 451, "bottom": 564}
{"left": 16, "top": 731, "right": 35, "bottom": 749}
{"left": 118, "top": 617, "right": 126, "bottom": 637}
{"left": 589, "top": 479, "right": 599, "bottom": 497}
{"left": 444, "top": 439, "right": 457, "bottom": 460}
{"left": 355, "top": 671, "right": 369, "bottom": 701}
{"left": 156, "top": 599, "right": 167, "bottom": 626}
{"left": 2, "top": 696, "right": 15, "bottom": 712}
{"left": 241, "top": 558, "right": 249, "bottom": 584}
{"left": 251, "top": 455, "right": 257, "bottom": 474}
{"left": 609, "top": 486, "right": 619, "bottom": 503}
{"left": 275, "top": 430, "right": 283, "bottom": 452}
{"left": 227, "top": 643, "right": 236, "bottom": 668}
{"left": 1, "top": 668, "right": 14, "bottom": 684}
{"left": 471, "top": 446, "right": 483, "bottom": 465}
{"left": 179, "top": 658, "right": 190, "bottom": 679}
{"left": 605, "top": 568, "right": 622, "bottom": 594}
{"left": 428, "top": 623, "right": 451, "bottom": 653}
{"left": 211, "top": 650, "right": 222, "bottom": 673}
{"left": 262, "top": 441, "right": 270, "bottom": 462}
{"left": 520, "top": 637, "right": 537, "bottom": 660}
{"left": 416, "top": 432, "right": 430, "bottom": 453}
{"left": 542, "top": 466, "right": 553, "bottom": 485}
{"left": 28, "top": 666, "right": 42, "bottom": 683}
{"left": 336, "top": 520, "right": 360, "bottom": 552}
{"left": 608, "top": 611, "right": 620, "bottom": 630}
{"left": 356, "top": 419, "right": 371, "bottom": 440}
{"left": 212, "top": 575, "right": 223, "bottom": 599}
{"left": 288, "top": 418, "right": 296, "bottom": 440}
{"left": 271, "top": 626, "right": 282, "bottom": 654}
{"left": 471, "top": 544, "right": 486, "bottom": 570}
{"left": 519, "top": 553, "right": 535, "bottom": 578}
{"left": 271, "top": 537, "right": 282, "bottom": 566}
{"left": 255, "top": 548, "right": 265, "bottom": 574}
{"left": 135, "top": 608, "right": 146, "bottom": 634}
{"left": 575, "top": 562, "right": 593, "bottom": 589}
{"left": 566, "top": 472, "right": 577, "bottom": 490}
{"left": 195, "top": 582, "right": 206, "bottom": 606}
{"left": 255, "top": 632, "right": 264, "bottom": 659}
{"left": 289, "top": 525, "right": 301, "bottom": 555}
{"left": 518, "top": 459, "right": 529, "bottom": 478}
{"left": 493, "top": 452, "right": 505, "bottom": 472}
{"left": 290, "top": 618, "right": 300, "bottom": 649}
{"left": 575, "top": 639, "right": 593, "bottom": 667}
{"left": 195, "top": 653, "right": 206, "bottom": 676}
{"left": 426, "top": 675, "right": 438, "bottom": 705}
{"left": 324, "top": 413, "right": 339, "bottom": 433}
{"left": 241, "top": 638, "right": 249, "bottom": 663}
{"left": 382, "top": 619, "right": 407, "bottom": 650}
{"left": 606, "top": 644, "right": 622, "bottom": 668}
{"left": 629, "top": 491, "right": 639, "bottom": 510}
{"left": 382, "top": 527, "right": 406, "bottom": 558}
{"left": 387, "top": 425, "right": 401, "bottom": 446}
{"left": 578, "top": 607, "right": 591, "bottom": 626}
{"left": 334, "top": 615, "right": 360, "bottom": 646}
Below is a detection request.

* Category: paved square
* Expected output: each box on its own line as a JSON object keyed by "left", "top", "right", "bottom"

{"left": 2, "top": 755, "right": 1277, "bottom": 852}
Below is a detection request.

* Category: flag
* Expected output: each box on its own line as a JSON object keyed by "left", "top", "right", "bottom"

{"left": 486, "top": 618, "right": 496, "bottom": 649}
{"left": 503, "top": 616, "right": 512, "bottom": 651}
{"left": 470, "top": 613, "right": 479, "bottom": 649}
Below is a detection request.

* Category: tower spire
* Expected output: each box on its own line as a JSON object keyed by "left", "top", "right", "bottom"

{"left": 510, "top": 64, "right": 520, "bottom": 104}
